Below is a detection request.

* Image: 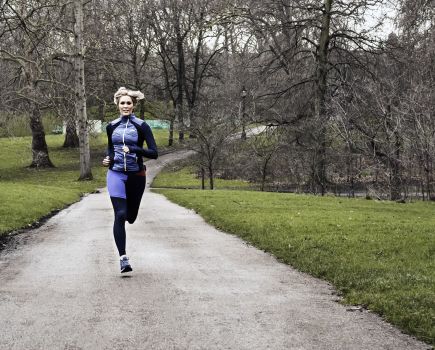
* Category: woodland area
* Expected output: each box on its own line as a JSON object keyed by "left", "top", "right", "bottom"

{"left": 0, "top": 0, "right": 434, "bottom": 200}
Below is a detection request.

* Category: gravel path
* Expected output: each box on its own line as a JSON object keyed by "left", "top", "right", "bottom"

{"left": 0, "top": 150, "right": 430, "bottom": 350}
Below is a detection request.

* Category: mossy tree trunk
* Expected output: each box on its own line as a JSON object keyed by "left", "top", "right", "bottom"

{"left": 63, "top": 117, "right": 79, "bottom": 148}
{"left": 28, "top": 100, "right": 54, "bottom": 168}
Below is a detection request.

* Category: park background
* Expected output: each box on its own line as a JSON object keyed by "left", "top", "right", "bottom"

{"left": 0, "top": 0, "right": 433, "bottom": 346}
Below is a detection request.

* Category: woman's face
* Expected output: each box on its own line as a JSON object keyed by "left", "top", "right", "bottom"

{"left": 118, "top": 95, "right": 134, "bottom": 116}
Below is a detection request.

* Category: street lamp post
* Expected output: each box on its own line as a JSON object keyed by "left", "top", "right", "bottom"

{"left": 241, "top": 86, "right": 247, "bottom": 140}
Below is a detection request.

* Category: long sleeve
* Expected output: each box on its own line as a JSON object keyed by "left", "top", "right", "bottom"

{"left": 129, "top": 123, "right": 158, "bottom": 159}
{"left": 106, "top": 124, "right": 115, "bottom": 161}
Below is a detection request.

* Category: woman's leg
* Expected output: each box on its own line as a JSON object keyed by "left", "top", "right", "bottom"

{"left": 107, "top": 170, "right": 128, "bottom": 256}
{"left": 125, "top": 171, "right": 146, "bottom": 224}
{"left": 110, "top": 197, "right": 128, "bottom": 256}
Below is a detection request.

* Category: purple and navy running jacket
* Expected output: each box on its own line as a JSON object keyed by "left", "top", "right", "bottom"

{"left": 106, "top": 114, "right": 158, "bottom": 173}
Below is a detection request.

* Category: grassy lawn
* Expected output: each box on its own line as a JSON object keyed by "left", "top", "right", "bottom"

{"left": 152, "top": 165, "right": 255, "bottom": 190}
{"left": 153, "top": 168, "right": 435, "bottom": 345}
{"left": 0, "top": 129, "right": 170, "bottom": 235}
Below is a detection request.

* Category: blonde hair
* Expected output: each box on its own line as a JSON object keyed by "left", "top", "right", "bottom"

{"left": 113, "top": 87, "right": 145, "bottom": 105}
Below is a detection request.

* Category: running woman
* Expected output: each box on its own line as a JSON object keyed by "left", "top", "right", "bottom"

{"left": 102, "top": 87, "right": 158, "bottom": 273}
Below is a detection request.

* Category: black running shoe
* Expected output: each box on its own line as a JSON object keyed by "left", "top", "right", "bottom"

{"left": 120, "top": 256, "right": 132, "bottom": 273}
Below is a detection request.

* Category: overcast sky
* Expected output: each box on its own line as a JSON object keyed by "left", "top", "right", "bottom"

{"left": 363, "top": 1, "right": 399, "bottom": 38}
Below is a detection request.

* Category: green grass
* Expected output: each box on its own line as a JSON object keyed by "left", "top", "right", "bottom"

{"left": 0, "top": 112, "right": 61, "bottom": 138}
{"left": 0, "top": 129, "right": 171, "bottom": 235}
{"left": 152, "top": 165, "right": 254, "bottom": 190}
{"left": 152, "top": 129, "right": 173, "bottom": 148}
{"left": 152, "top": 187, "right": 435, "bottom": 345}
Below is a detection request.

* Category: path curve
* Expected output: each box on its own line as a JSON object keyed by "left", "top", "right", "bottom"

{"left": 0, "top": 151, "right": 430, "bottom": 350}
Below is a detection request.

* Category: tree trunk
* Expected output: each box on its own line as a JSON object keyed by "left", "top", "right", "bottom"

{"left": 98, "top": 99, "right": 105, "bottom": 120}
{"left": 139, "top": 99, "right": 145, "bottom": 120}
{"left": 424, "top": 151, "right": 434, "bottom": 200}
{"left": 208, "top": 166, "right": 214, "bottom": 190}
{"left": 260, "top": 169, "right": 266, "bottom": 191}
{"left": 390, "top": 131, "right": 402, "bottom": 200}
{"left": 260, "top": 156, "right": 271, "bottom": 192}
{"left": 74, "top": 0, "right": 92, "bottom": 180}
{"left": 168, "top": 119, "right": 174, "bottom": 146}
{"left": 186, "top": 23, "right": 204, "bottom": 137}
{"left": 312, "top": 0, "right": 333, "bottom": 196}
{"left": 28, "top": 102, "right": 54, "bottom": 168}
{"left": 188, "top": 106, "right": 197, "bottom": 139}
{"left": 176, "top": 102, "right": 184, "bottom": 141}
{"left": 241, "top": 91, "right": 247, "bottom": 140}
{"left": 347, "top": 148, "right": 355, "bottom": 198}
{"left": 390, "top": 159, "right": 402, "bottom": 201}
{"left": 175, "top": 12, "right": 185, "bottom": 142}
{"left": 63, "top": 117, "right": 79, "bottom": 148}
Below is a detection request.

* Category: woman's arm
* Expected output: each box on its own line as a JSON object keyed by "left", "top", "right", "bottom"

{"left": 105, "top": 124, "right": 115, "bottom": 163}
{"left": 129, "top": 123, "right": 158, "bottom": 159}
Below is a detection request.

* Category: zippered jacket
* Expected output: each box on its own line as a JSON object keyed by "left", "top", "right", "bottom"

{"left": 106, "top": 114, "right": 158, "bottom": 173}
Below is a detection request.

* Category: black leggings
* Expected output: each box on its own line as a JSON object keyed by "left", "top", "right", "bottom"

{"left": 110, "top": 173, "right": 146, "bottom": 256}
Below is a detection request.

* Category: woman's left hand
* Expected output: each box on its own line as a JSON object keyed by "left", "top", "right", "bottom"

{"left": 122, "top": 145, "right": 130, "bottom": 153}
{"left": 102, "top": 156, "right": 110, "bottom": 167}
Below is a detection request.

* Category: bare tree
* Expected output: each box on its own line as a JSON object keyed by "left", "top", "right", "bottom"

{"left": 74, "top": 0, "right": 92, "bottom": 180}
{"left": 0, "top": 1, "right": 61, "bottom": 167}
{"left": 151, "top": 0, "right": 225, "bottom": 141}
{"left": 90, "top": 0, "right": 155, "bottom": 119}
{"left": 190, "top": 98, "right": 237, "bottom": 189}
{"left": 1, "top": 0, "right": 433, "bottom": 202}
{"left": 250, "top": 127, "right": 281, "bottom": 191}
{"left": 237, "top": 0, "right": 387, "bottom": 194}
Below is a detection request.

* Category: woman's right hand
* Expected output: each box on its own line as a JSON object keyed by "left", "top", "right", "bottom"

{"left": 102, "top": 156, "right": 110, "bottom": 167}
